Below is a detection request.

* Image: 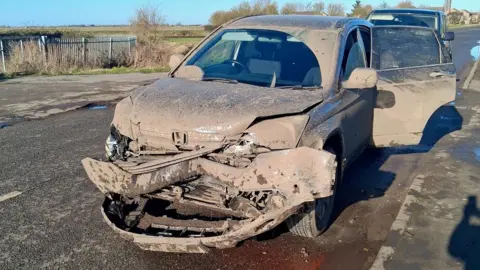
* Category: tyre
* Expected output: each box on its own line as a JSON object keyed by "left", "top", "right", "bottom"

{"left": 286, "top": 145, "right": 341, "bottom": 237}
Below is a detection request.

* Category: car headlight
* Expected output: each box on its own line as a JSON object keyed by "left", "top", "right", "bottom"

{"left": 105, "top": 134, "right": 118, "bottom": 159}
{"left": 105, "top": 125, "right": 130, "bottom": 161}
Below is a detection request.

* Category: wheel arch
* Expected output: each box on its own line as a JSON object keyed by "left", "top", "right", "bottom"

{"left": 323, "top": 131, "right": 344, "bottom": 161}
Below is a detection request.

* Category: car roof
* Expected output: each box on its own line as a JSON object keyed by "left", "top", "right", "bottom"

{"left": 228, "top": 15, "right": 370, "bottom": 30}
{"left": 370, "top": 8, "right": 444, "bottom": 16}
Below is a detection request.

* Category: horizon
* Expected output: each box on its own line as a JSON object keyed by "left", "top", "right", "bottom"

{"left": 1, "top": 0, "right": 478, "bottom": 27}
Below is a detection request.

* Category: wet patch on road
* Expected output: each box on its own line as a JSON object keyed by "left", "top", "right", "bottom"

{"left": 471, "top": 43, "right": 480, "bottom": 61}
{"left": 473, "top": 148, "right": 480, "bottom": 161}
{"left": 0, "top": 101, "right": 117, "bottom": 129}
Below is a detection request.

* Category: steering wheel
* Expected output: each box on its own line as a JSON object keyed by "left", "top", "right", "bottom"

{"left": 222, "top": 59, "right": 250, "bottom": 73}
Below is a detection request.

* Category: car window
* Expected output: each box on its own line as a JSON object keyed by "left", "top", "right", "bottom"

{"left": 185, "top": 29, "right": 321, "bottom": 88}
{"left": 195, "top": 40, "right": 236, "bottom": 68}
{"left": 368, "top": 13, "right": 438, "bottom": 30}
{"left": 341, "top": 28, "right": 367, "bottom": 81}
{"left": 372, "top": 27, "right": 440, "bottom": 70}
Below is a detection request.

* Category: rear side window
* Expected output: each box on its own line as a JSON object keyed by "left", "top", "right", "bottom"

{"left": 372, "top": 27, "right": 440, "bottom": 70}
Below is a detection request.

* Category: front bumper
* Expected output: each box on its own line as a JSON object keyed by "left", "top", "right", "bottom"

{"left": 82, "top": 147, "right": 336, "bottom": 253}
{"left": 100, "top": 197, "right": 302, "bottom": 253}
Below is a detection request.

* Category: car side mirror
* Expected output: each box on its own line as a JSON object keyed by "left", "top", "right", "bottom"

{"left": 342, "top": 68, "right": 378, "bottom": 90}
{"left": 444, "top": 32, "right": 455, "bottom": 41}
{"left": 169, "top": 54, "right": 185, "bottom": 70}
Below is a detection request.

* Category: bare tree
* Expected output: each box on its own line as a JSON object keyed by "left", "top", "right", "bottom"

{"left": 396, "top": 1, "right": 415, "bottom": 8}
{"left": 310, "top": 1, "right": 325, "bottom": 13}
{"left": 253, "top": 0, "right": 279, "bottom": 14}
{"left": 209, "top": 0, "right": 279, "bottom": 26}
{"left": 209, "top": 11, "right": 229, "bottom": 26}
{"left": 281, "top": 1, "right": 325, "bottom": 14}
{"left": 378, "top": 1, "right": 389, "bottom": 9}
{"left": 351, "top": 0, "right": 372, "bottom": 17}
{"left": 281, "top": 3, "right": 300, "bottom": 14}
{"left": 130, "top": 4, "right": 166, "bottom": 45}
{"left": 327, "top": 3, "right": 345, "bottom": 16}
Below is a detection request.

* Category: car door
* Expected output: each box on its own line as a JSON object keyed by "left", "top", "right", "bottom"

{"left": 340, "top": 27, "right": 376, "bottom": 160}
{"left": 371, "top": 26, "right": 456, "bottom": 147}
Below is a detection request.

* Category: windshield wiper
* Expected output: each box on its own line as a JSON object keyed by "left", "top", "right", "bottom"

{"left": 276, "top": 85, "right": 323, "bottom": 90}
{"left": 202, "top": 77, "right": 238, "bottom": 84}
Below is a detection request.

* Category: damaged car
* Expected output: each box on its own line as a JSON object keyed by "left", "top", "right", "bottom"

{"left": 82, "top": 15, "right": 456, "bottom": 253}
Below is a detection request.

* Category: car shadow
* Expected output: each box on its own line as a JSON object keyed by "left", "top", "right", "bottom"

{"left": 448, "top": 195, "right": 480, "bottom": 270}
{"left": 330, "top": 104, "right": 463, "bottom": 231}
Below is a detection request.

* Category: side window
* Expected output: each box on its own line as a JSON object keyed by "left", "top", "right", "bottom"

{"left": 195, "top": 40, "right": 236, "bottom": 68}
{"left": 372, "top": 27, "right": 440, "bottom": 70}
{"left": 341, "top": 28, "right": 367, "bottom": 81}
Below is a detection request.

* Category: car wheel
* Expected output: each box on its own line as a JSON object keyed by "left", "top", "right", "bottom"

{"left": 286, "top": 146, "right": 340, "bottom": 238}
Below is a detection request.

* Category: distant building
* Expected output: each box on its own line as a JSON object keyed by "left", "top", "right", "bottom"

{"left": 447, "top": 8, "right": 479, "bottom": 24}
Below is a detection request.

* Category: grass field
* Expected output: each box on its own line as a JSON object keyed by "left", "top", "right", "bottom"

{"left": 448, "top": 24, "right": 480, "bottom": 29}
{"left": 0, "top": 25, "right": 207, "bottom": 38}
{"left": 165, "top": 36, "right": 204, "bottom": 44}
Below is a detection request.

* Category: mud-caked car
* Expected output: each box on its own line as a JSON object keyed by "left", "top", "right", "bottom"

{"left": 82, "top": 15, "right": 456, "bottom": 253}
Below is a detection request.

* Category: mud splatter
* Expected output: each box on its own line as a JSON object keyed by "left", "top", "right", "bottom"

{"left": 257, "top": 174, "right": 267, "bottom": 185}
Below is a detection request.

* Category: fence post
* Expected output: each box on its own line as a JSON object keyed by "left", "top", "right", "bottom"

{"left": 0, "top": 39, "right": 6, "bottom": 73}
{"left": 82, "top": 37, "right": 86, "bottom": 64}
{"left": 109, "top": 37, "right": 113, "bottom": 67}
{"left": 41, "top": 36, "right": 47, "bottom": 61}
{"left": 128, "top": 37, "right": 131, "bottom": 57}
{"left": 20, "top": 40, "right": 24, "bottom": 59}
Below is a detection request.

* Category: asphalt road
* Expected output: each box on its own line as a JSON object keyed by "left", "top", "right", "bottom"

{"left": 451, "top": 27, "right": 480, "bottom": 73}
{"left": 0, "top": 27, "right": 478, "bottom": 270}
{"left": 0, "top": 106, "right": 426, "bottom": 270}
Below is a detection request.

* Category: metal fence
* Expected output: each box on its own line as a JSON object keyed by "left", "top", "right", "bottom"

{"left": 0, "top": 36, "right": 137, "bottom": 73}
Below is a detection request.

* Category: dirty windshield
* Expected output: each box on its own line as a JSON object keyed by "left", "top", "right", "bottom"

{"left": 368, "top": 13, "right": 437, "bottom": 30}
{"left": 185, "top": 29, "right": 321, "bottom": 88}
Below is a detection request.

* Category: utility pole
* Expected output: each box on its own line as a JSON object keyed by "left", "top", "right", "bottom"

{"left": 444, "top": 0, "right": 452, "bottom": 13}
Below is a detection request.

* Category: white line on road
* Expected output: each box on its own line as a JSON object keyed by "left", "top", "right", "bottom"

{"left": 0, "top": 191, "right": 23, "bottom": 202}
{"left": 463, "top": 56, "right": 480, "bottom": 89}
{"left": 370, "top": 174, "right": 426, "bottom": 269}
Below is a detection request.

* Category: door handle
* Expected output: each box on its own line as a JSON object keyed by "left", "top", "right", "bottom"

{"left": 430, "top": 71, "right": 452, "bottom": 78}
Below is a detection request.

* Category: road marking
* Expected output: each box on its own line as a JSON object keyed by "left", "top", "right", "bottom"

{"left": 370, "top": 174, "right": 426, "bottom": 269}
{"left": 463, "top": 56, "right": 480, "bottom": 89}
{"left": 0, "top": 191, "right": 22, "bottom": 202}
{"left": 370, "top": 246, "right": 394, "bottom": 270}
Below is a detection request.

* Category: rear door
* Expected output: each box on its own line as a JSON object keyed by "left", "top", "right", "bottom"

{"left": 371, "top": 26, "right": 456, "bottom": 147}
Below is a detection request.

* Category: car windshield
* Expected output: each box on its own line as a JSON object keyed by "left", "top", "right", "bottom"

{"left": 368, "top": 13, "right": 438, "bottom": 30}
{"left": 185, "top": 29, "right": 321, "bottom": 88}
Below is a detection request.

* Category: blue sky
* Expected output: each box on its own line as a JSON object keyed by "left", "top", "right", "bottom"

{"left": 1, "top": 0, "right": 478, "bottom": 26}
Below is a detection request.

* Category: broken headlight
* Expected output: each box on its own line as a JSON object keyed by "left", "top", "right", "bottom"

{"left": 105, "top": 125, "right": 130, "bottom": 161}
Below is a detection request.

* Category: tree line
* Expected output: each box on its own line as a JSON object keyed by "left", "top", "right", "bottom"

{"left": 208, "top": 0, "right": 436, "bottom": 27}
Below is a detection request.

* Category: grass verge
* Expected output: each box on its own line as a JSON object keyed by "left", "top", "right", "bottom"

{"left": 1, "top": 66, "right": 169, "bottom": 80}
{"left": 449, "top": 24, "right": 480, "bottom": 29}
{"left": 165, "top": 37, "right": 204, "bottom": 44}
{"left": 66, "top": 66, "right": 169, "bottom": 75}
